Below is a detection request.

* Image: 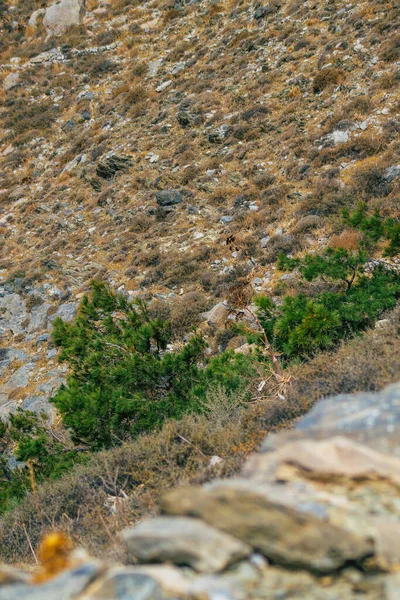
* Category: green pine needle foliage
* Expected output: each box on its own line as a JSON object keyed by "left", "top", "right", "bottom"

{"left": 343, "top": 204, "right": 400, "bottom": 256}
{"left": 257, "top": 252, "right": 400, "bottom": 362}
{"left": 51, "top": 282, "right": 258, "bottom": 450}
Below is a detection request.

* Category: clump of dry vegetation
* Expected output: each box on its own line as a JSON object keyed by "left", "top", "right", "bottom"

{"left": 313, "top": 68, "right": 344, "bottom": 93}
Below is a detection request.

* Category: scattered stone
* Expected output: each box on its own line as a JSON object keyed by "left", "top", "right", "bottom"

{"left": 156, "top": 81, "right": 173, "bottom": 92}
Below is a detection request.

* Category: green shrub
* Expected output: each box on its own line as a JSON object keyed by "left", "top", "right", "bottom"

{"left": 51, "top": 282, "right": 259, "bottom": 449}
{"left": 343, "top": 204, "right": 400, "bottom": 256}
{"left": 0, "top": 410, "right": 84, "bottom": 514}
{"left": 254, "top": 247, "right": 400, "bottom": 361}
{"left": 51, "top": 282, "right": 207, "bottom": 449}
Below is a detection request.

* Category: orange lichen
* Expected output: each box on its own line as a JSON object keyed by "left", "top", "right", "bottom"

{"left": 32, "top": 532, "right": 74, "bottom": 584}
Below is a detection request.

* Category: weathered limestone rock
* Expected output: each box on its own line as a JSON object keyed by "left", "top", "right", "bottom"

{"left": 243, "top": 436, "right": 400, "bottom": 569}
{"left": 1, "top": 363, "right": 34, "bottom": 395}
{"left": 0, "top": 291, "right": 28, "bottom": 335}
{"left": 201, "top": 301, "right": 229, "bottom": 327}
{"left": 122, "top": 516, "right": 251, "bottom": 573}
{"left": 244, "top": 436, "right": 400, "bottom": 486}
{"left": 161, "top": 480, "right": 373, "bottom": 573}
{"left": 3, "top": 72, "right": 19, "bottom": 91}
{"left": 43, "top": 0, "right": 86, "bottom": 37}
{"left": 261, "top": 382, "right": 400, "bottom": 458}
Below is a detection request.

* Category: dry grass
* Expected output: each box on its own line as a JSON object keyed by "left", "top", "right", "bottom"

{"left": 313, "top": 68, "right": 344, "bottom": 93}
{"left": 0, "top": 390, "right": 268, "bottom": 565}
{"left": 2, "top": 306, "right": 399, "bottom": 565}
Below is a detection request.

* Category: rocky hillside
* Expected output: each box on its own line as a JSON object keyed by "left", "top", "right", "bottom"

{"left": 0, "top": 0, "right": 399, "bottom": 408}
{"left": 0, "top": 0, "right": 400, "bottom": 590}
{"left": 2, "top": 383, "right": 400, "bottom": 599}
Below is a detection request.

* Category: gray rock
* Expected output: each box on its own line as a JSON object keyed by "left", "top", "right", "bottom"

{"left": 28, "top": 303, "right": 51, "bottom": 333}
{"left": 21, "top": 395, "right": 54, "bottom": 416}
{"left": 0, "top": 292, "right": 28, "bottom": 335}
{"left": 1, "top": 363, "right": 34, "bottom": 395}
{"left": 37, "top": 376, "right": 63, "bottom": 394}
{"left": 84, "top": 570, "right": 164, "bottom": 599}
{"left": 384, "top": 165, "right": 400, "bottom": 182}
{"left": 201, "top": 302, "right": 229, "bottom": 327}
{"left": 330, "top": 130, "right": 350, "bottom": 144}
{"left": 156, "top": 190, "right": 183, "bottom": 207}
{"left": 3, "top": 72, "right": 20, "bottom": 91}
{"left": 252, "top": 278, "right": 263, "bottom": 286}
{"left": 76, "top": 91, "right": 95, "bottom": 102}
{"left": 36, "top": 333, "right": 50, "bottom": 345}
{"left": 43, "top": 0, "right": 85, "bottom": 36}
{"left": 48, "top": 303, "right": 78, "bottom": 328}
{"left": 62, "top": 119, "right": 76, "bottom": 132}
{"left": 254, "top": 3, "right": 280, "bottom": 19}
{"left": 262, "top": 382, "right": 400, "bottom": 458}
{"left": 208, "top": 125, "right": 232, "bottom": 143}
{"left": 122, "top": 516, "right": 251, "bottom": 573}
{"left": 220, "top": 216, "right": 233, "bottom": 224}
{"left": 0, "top": 562, "right": 99, "bottom": 600}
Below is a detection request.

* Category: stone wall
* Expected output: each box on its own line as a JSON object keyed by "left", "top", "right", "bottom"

{"left": 2, "top": 382, "right": 400, "bottom": 599}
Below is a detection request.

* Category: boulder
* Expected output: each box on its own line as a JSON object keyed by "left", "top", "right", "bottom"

{"left": 1, "top": 363, "right": 34, "bottom": 395}
{"left": 201, "top": 301, "right": 229, "bottom": 327}
{"left": 0, "top": 292, "right": 28, "bottom": 335}
{"left": 261, "top": 382, "right": 400, "bottom": 458}
{"left": 122, "top": 516, "right": 251, "bottom": 573}
{"left": 155, "top": 190, "right": 183, "bottom": 207}
{"left": 43, "top": 0, "right": 86, "bottom": 37}
{"left": 3, "top": 73, "right": 19, "bottom": 91}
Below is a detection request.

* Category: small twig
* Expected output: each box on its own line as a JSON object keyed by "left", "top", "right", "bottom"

{"left": 21, "top": 523, "right": 38, "bottom": 564}
{"left": 243, "top": 307, "right": 284, "bottom": 378}
{"left": 103, "top": 341, "right": 130, "bottom": 354}
{"left": 176, "top": 434, "right": 207, "bottom": 458}
{"left": 96, "top": 508, "right": 117, "bottom": 546}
